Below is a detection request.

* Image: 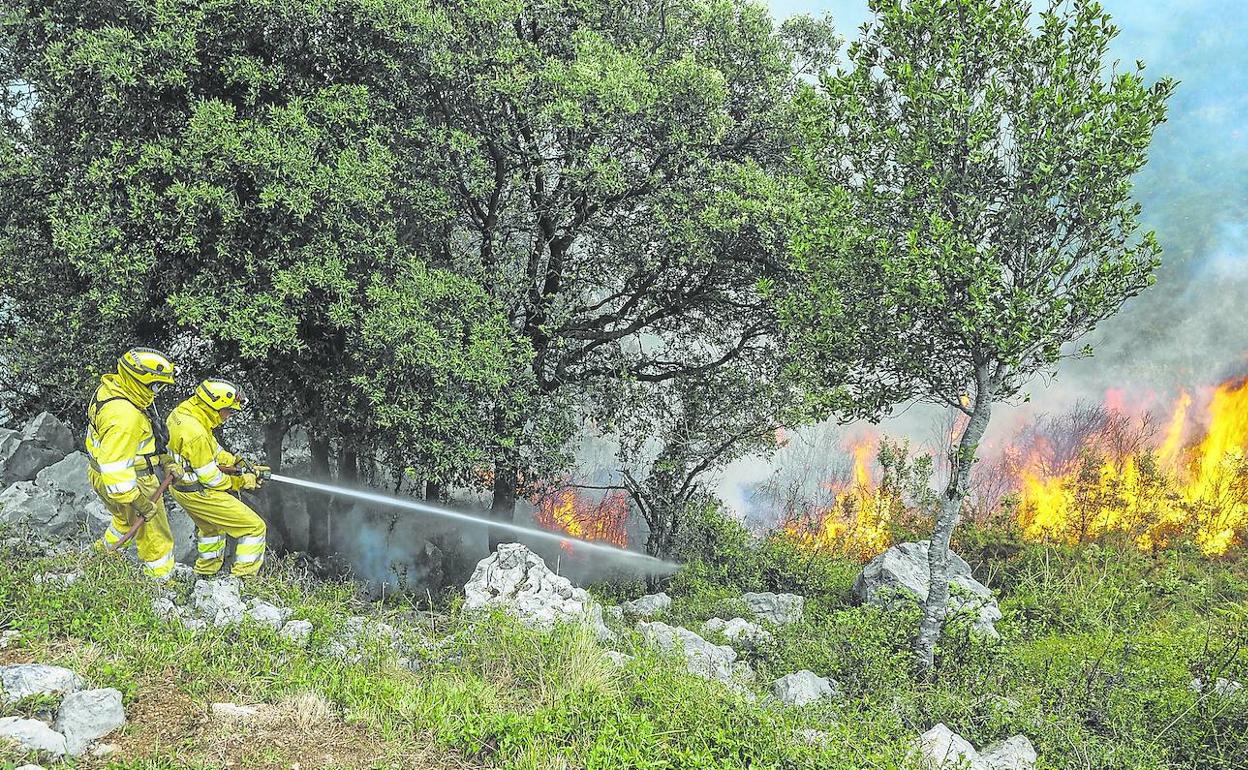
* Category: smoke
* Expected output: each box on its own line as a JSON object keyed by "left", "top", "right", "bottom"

{"left": 717, "top": 0, "right": 1248, "bottom": 521}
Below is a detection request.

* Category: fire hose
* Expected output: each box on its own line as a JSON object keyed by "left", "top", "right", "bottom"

{"left": 106, "top": 460, "right": 271, "bottom": 552}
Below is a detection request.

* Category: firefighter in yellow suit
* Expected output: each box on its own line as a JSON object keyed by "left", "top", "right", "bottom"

{"left": 167, "top": 380, "right": 268, "bottom": 577}
{"left": 86, "top": 348, "right": 178, "bottom": 580}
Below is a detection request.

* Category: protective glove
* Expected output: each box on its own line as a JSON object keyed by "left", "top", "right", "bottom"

{"left": 238, "top": 471, "right": 260, "bottom": 491}
{"left": 129, "top": 493, "right": 157, "bottom": 522}
{"left": 159, "top": 453, "right": 182, "bottom": 479}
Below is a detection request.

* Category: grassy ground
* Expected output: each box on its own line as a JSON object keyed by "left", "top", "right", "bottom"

{"left": 1, "top": 529, "right": 1245, "bottom": 769}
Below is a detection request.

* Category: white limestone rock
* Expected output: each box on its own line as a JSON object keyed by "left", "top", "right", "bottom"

{"left": 621, "top": 592, "right": 671, "bottom": 618}
{"left": 977, "top": 735, "right": 1038, "bottom": 770}
{"left": 853, "top": 541, "right": 1002, "bottom": 637}
{"left": 246, "top": 600, "right": 292, "bottom": 631}
{"left": 279, "top": 620, "right": 314, "bottom": 646}
{"left": 1, "top": 663, "right": 84, "bottom": 703}
{"left": 464, "top": 543, "right": 612, "bottom": 641}
{"left": 771, "top": 670, "right": 841, "bottom": 706}
{"left": 54, "top": 688, "right": 125, "bottom": 756}
{"left": 191, "top": 577, "right": 246, "bottom": 627}
{"left": 915, "top": 723, "right": 978, "bottom": 768}
{"left": 741, "top": 592, "right": 805, "bottom": 626}
{"left": 702, "top": 617, "right": 772, "bottom": 649}
{"left": 637, "top": 621, "right": 737, "bottom": 683}
{"left": 0, "top": 716, "right": 67, "bottom": 757}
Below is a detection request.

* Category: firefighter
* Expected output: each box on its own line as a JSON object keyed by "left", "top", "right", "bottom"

{"left": 86, "top": 347, "right": 178, "bottom": 580}
{"left": 166, "top": 379, "right": 268, "bottom": 577}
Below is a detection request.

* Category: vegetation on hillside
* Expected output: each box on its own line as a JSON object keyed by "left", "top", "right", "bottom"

{"left": 1, "top": 531, "right": 1244, "bottom": 769}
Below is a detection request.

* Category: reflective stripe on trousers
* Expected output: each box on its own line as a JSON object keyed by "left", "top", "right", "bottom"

{"left": 234, "top": 535, "right": 265, "bottom": 564}
{"left": 143, "top": 549, "right": 175, "bottom": 580}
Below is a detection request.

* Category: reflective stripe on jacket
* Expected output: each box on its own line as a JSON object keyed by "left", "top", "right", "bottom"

{"left": 85, "top": 374, "right": 158, "bottom": 505}
{"left": 166, "top": 397, "right": 241, "bottom": 493}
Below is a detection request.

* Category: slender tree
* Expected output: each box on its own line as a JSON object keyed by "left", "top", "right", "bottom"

{"left": 780, "top": 0, "right": 1175, "bottom": 670}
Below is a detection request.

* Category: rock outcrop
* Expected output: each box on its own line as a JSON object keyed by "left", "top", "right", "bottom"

{"left": 742, "top": 592, "right": 804, "bottom": 626}
{"left": 853, "top": 541, "right": 1002, "bottom": 636}
{"left": 0, "top": 665, "right": 124, "bottom": 757}
{"left": 1, "top": 664, "right": 84, "bottom": 703}
{"left": 621, "top": 592, "right": 671, "bottom": 618}
{"left": 0, "top": 413, "right": 75, "bottom": 487}
{"left": 770, "top": 670, "right": 841, "bottom": 706}
{"left": 914, "top": 724, "right": 1037, "bottom": 770}
{"left": 702, "top": 617, "right": 772, "bottom": 649}
{"left": 464, "top": 543, "right": 611, "bottom": 640}
{"left": 637, "top": 621, "right": 738, "bottom": 683}
{"left": 53, "top": 688, "right": 125, "bottom": 756}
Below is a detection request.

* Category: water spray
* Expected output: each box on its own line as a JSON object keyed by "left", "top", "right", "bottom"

{"left": 266, "top": 473, "right": 679, "bottom": 572}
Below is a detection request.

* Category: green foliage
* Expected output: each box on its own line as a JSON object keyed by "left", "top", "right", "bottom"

{"left": 780, "top": 0, "right": 1176, "bottom": 417}
{"left": 2, "top": 530, "right": 1245, "bottom": 769}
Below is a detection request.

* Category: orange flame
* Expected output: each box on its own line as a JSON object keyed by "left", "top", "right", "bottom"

{"left": 1018, "top": 379, "right": 1248, "bottom": 555}
{"left": 782, "top": 434, "right": 894, "bottom": 561}
{"left": 532, "top": 487, "right": 630, "bottom": 554}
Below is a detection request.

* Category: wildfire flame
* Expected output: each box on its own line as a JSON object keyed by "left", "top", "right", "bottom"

{"left": 1018, "top": 379, "right": 1248, "bottom": 555}
{"left": 782, "top": 434, "right": 894, "bottom": 560}
{"left": 778, "top": 376, "right": 1248, "bottom": 560}
{"left": 532, "top": 486, "right": 630, "bottom": 554}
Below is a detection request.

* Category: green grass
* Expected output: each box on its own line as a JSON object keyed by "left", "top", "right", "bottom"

{"left": 0, "top": 529, "right": 1245, "bottom": 769}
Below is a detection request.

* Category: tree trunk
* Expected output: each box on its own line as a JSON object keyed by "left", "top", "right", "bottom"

{"left": 914, "top": 373, "right": 994, "bottom": 672}
{"left": 308, "top": 433, "right": 332, "bottom": 557}
{"left": 261, "top": 420, "right": 292, "bottom": 552}
{"left": 489, "top": 461, "right": 517, "bottom": 552}
{"left": 425, "top": 480, "right": 445, "bottom": 503}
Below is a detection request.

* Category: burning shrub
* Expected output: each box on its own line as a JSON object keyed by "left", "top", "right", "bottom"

{"left": 772, "top": 436, "right": 936, "bottom": 562}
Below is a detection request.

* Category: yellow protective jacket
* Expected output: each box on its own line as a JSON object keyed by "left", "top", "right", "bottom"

{"left": 85, "top": 373, "right": 161, "bottom": 505}
{"left": 166, "top": 397, "right": 245, "bottom": 492}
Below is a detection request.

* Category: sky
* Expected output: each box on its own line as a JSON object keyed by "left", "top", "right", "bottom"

{"left": 716, "top": 0, "right": 1248, "bottom": 515}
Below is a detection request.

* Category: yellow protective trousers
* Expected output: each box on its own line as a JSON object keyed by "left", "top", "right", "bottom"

{"left": 171, "top": 486, "right": 266, "bottom": 577}
{"left": 89, "top": 469, "right": 176, "bottom": 580}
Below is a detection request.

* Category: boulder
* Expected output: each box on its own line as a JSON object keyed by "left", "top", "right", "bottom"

{"left": 702, "top": 617, "right": 772, "bottom": 649}
{"left": 853, "top": 541, "right": 1002, "bottom": 636}
{"left": 0, "top": 716, "right": 67, "bottom": 757}
{"left": 637, "top": 621, "right": 737, "bottom": 683}
{"left": 279, "top": 620, "right": 314, "bottom": 646}
{"left": 17, "top": 764, "right": 50, "bottom": 770}
{"left": 0, "top": 630, "right": 20, "bottom": 649}
{"left": 34, "top": 452, "right": 95, "bottom": 504}
{"left": 977, "top": 735, "right": 1038, "bottom": 770}
{"left": 915, "top": 723, "right": 978, "bottom": 768}
{"left": 464, "top": 543, "right": 611, "bottom": 640}
{"left": 0, "top": 482, "right": 76, "bottom": 540}
{"left": 0, "top": 413, "right": 75, "bottom": 486}
{"left": 54, "top": 688, "right": 125, "bottom": 756}
{"left": 913, "top": 725, "right": 1037, "bottom": 770}
{"left": 22, "top": 413, "right": 75, "bottom": 457}
{"left": 191, "top": 578, "right": 246, "bottom": 627}
{"left": 246, "top": 600, "right": 292, "bottom": 631}
{"left": 771, "top": 670, "right": 841, "bottom": 706}
{"left": 1, "top": 664, "right": 84, "bottom": 703}
{"left": 742, "top": 592, "right": 804, "bottom": 625}
{"left": 622, "top": 592, "right": 671, "bottom": 617}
